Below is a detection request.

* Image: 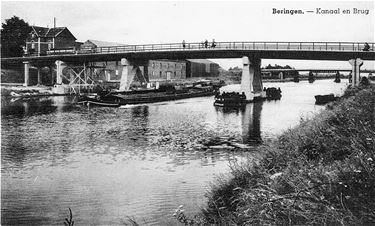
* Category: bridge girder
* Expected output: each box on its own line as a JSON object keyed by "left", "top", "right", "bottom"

{"left": 2, "top": 49, "right": 375, "bottom": 65}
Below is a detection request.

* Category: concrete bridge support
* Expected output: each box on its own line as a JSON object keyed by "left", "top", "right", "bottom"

{"left": 241, "top": 56, "right": 265, "bottom": 101}
{"left": 37, "top": 67, "right": 42, "bottom": 85}
{"left": 55, "top": 60, "right": 64, "bottom": 85}
{"left": 349, "top": 58, "right": 363, "bottom": 86}
{"left": 52, "top": 60, "right": 69, "bottom": 94}
{"left": 23, "top": 61, "right": 30, "bottom": 86}
{"left": 119, "top": 58, "right": 146, "bottom": 91}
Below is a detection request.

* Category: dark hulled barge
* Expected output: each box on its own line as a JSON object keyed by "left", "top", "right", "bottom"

{"left": 214, "top": 87, "right": 282, "bottom": 107}
{"left": 78, "top": 82, "right": 220, "bottom": 107}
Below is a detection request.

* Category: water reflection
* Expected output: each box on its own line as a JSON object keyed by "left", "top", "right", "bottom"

{"left": 214, "top": 101, "right": 263, "bottom": 144}
{"left": 1, "top": 96, "right": 79, "bottom": 117}
{"left": 241, "top": 102, "right": 263, "bottom": 144}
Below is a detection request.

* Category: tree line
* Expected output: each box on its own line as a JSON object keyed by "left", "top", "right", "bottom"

{"left": 1, "top": 16, "right": 31, "bottom": 58}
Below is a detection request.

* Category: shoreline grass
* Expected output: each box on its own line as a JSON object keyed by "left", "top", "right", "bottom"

{"left": 194, "top": 84, "right": 375, "bottom": 225}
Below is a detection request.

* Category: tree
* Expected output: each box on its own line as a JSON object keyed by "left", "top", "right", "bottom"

{"left": 1, "top": 16, "right": 31, "bottom": 57}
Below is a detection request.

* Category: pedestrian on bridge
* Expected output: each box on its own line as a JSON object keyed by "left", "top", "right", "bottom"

{"left": 363, "top": 42, "right": 370, "bottom": 51}
{"left": 211, "top": 39, "right": 216, "bottom": 48}
{"left": 182, "top": 40, "right": 186, "bottom": 49}
{"left": 204, "top": 39, "right": 208, "bottom": 48}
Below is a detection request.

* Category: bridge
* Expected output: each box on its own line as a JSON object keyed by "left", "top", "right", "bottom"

{"left": 262, "top": 68, "right": 374, "bottom": 80}
{"left": 2, "top": 41, "right": 375, "bottom": 100}
{"left": 262, "top": 69, "right": 375, "bottom": 73}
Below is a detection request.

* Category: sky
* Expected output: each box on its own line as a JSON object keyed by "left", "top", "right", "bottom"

{"left": 1, "top": 0, "right": 375, "bottom": 70}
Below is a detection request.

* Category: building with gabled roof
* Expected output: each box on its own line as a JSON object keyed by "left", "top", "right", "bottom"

{"left": 80, "top": 39, "right": 127, "bottom": 49}
{"left": 26, "top": 26, "right": 77, "bottom": 56}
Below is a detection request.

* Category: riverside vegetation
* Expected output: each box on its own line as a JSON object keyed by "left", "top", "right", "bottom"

{"left": 174, "top": 84, "right": 375, "bottom": 225}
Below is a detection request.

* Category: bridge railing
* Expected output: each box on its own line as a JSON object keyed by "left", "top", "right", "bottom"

{"left": 47, "top": 42, "right": 375, "bottom": 56}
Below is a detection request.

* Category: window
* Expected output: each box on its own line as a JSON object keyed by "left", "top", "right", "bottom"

{"left": 160, "top": 63, "right": 162, "bottom": 68}
{"left": 152, "top": 63, "right": 155, "bottom": 68}
{"left": 31, "top": 41, "right": 35, "bottom": 49}
{"left": 159, "top": 71, "right": 162, "bottom": 77}
{"left": 48, "top": 43, "right": 52, "bottom": 50}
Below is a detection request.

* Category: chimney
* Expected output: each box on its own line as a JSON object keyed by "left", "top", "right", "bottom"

{"left": 54, "top": 17, "right": 56, "bottom": 28}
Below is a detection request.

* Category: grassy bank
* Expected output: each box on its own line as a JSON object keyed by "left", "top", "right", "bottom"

{"left": 194, "top": 85, "right": 375, "bottom": 225}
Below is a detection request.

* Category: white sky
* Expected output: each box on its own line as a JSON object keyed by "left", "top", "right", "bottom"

{"left": 1, "top": 0, "right": 375, "bottom": 69}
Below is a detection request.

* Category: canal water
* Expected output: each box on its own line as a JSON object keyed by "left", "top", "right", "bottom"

{"left": 1, "top": 80, "right": 348, "bottom": 225}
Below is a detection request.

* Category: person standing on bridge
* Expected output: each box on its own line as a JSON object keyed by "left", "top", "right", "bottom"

{"left": 182, "top": 40, "right": 186, "bottom": 49}
{"left": 204, "top": 39, "right": 208, "bottom": 48}
{"left": 363, "top": 42, "right": 370, "bottom": 51}
{"left": 211, "top": 39, "right": 216, "bottom": 48}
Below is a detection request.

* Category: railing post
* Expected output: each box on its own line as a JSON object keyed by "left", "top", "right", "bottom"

{"left": 339, "top": 42, "right": 341, "bottom": 51}
{"left": 253, "top": 42, "right": 255, "bottom": 49}
{"left": 264, "top": 42, "right": 266, "bottom": 49}
{"left": 312, "top": 42, "right": 314, "bottom": 50}
{"left": 353, "top": 43, "right": 355, "bottom": 51}
{"left": 326, "top": 43, "right": 328, "bottom": 50}
{"left": 276, "top": 42, "right": 278, "bottom": 50}
{"left": 300, "top": 42, "right": 302, "bottom": 50}
{"left": 288, "top": 42, "right": 290, "bottom": 50}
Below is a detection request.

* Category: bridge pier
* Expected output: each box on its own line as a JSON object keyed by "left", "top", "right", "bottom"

{"left": 241, "top": 56, "right": 265, "bottom": 101}
{"left": 52, "top": 60, "right": 67, "bottom": 94}
{"left": 37, "top": 67, "right": 42, "bottom": 85}
{"left": 55, "top": 60, "right": 64, "bottom": 85}
{"left": 349, "top": 58, "right": 363, "bottom": 86}
{"left": 119, "top": 58, "right": 147, "bottom": 91}
{"left": 23, "top": 61, "right": 30, "bottom": 86}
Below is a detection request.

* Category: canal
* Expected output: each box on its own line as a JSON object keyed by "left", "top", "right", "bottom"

{"left": 1, "top": 80, "right": 348, "bottom": 225}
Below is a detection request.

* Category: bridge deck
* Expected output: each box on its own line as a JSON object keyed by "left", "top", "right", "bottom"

{"left": 2, "top": 41, "right": 375, "bottom": 65}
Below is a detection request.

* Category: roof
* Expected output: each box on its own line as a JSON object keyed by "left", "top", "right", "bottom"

{"left": 83, "top": 40, "right": 127, "bottom": 47}
{"left": 31, "top": 26, "right": 76, "bottom": 39}
{"left": 187, "top": 59, "right": 218, "bottom": 65}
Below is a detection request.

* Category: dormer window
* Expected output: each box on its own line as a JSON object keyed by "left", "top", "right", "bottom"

{"left": 31, "top": 33, "right": 36, "bottom": 38}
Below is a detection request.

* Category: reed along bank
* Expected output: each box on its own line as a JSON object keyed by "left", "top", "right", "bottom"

{"left": 201, "top": 84, "right": 375, "bottom": 225}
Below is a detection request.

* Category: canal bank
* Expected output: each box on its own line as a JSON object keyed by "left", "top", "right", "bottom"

{"left": 192, "top": 84, "right": 375, "bottom": 225}
{"left": 1, "top": 85, "right": 54, "bottom": 97}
